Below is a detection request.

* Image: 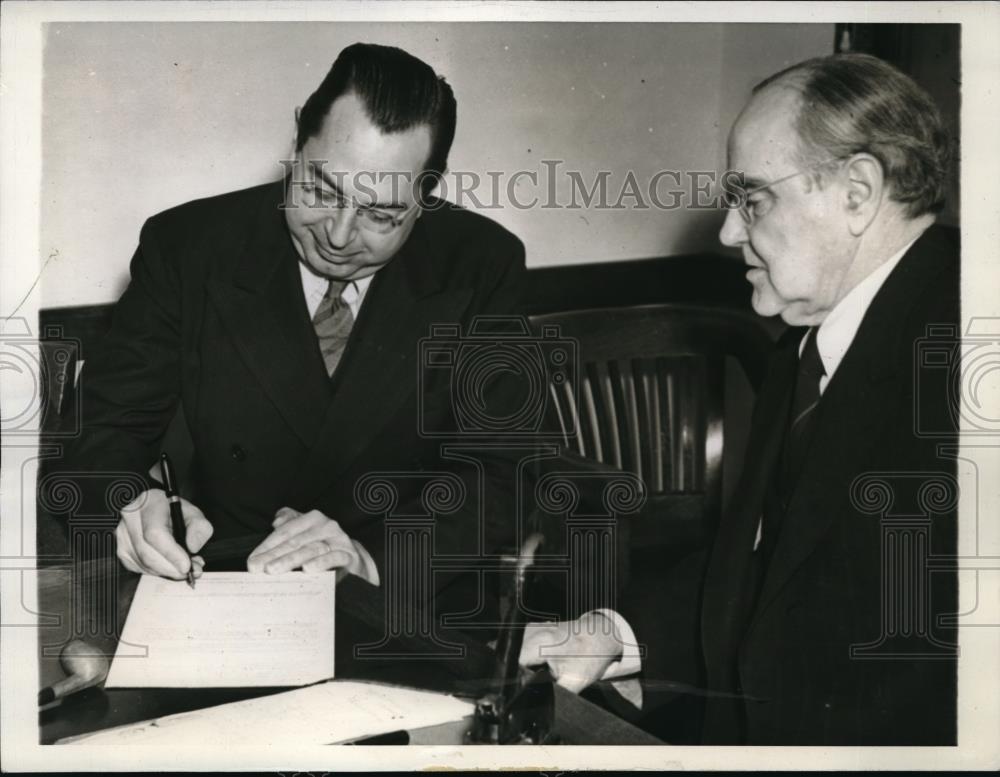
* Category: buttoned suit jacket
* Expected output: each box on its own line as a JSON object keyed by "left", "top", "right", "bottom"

{"left": 627, "top": 225, "right": 959, "bottom": 745}
{"left": 57, "top": 179, "right": 528, "bottom": 629}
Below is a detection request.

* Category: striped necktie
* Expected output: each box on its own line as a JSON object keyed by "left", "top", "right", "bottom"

{"left": 312, "top": 280, "right": 354, "bottom": 377}
{"left": 782, "top": 327, "right": 825, "bottom": 482}
{"left": 759, "top": 327, "right": 825, "bottom": 564}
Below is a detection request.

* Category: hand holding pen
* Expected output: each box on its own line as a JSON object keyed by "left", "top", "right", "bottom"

{"left": 160, "top": 453, "right": 198, "bottom": 588}
{"left": 114, "top": 455, "right": 213, "bottom": 582}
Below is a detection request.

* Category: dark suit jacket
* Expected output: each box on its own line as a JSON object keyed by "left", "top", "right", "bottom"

{"left": 636, "top": 225, "right": 959, "bottom": 745}
{"left": 56, "top": 179, "right": 528, "bottom": 627}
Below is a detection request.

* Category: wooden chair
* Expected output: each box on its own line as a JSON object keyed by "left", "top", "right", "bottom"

{"left": 36, "top": 307, "right": 195, "bottom": 562}
{"left": 528, "top": 303, "right": 774, "bottom": 554}
{"left": 36, "top": 336, "right": 83, "bottom": 562}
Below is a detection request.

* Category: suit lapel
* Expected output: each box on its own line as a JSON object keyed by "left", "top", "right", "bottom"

{"left": 205, "top": 182, "right": 331, "bottom": 448}
{"left": 701, "top": 335, "right": 798, "bottom": 677}
{"left": 751, "top": 228, "right": 950, "bottom": 618}
{"left": 287, "top": 218, "right": 473, "bottom": 506}
{"left": 751, "top": 353, "right": 889, "bottom": 617}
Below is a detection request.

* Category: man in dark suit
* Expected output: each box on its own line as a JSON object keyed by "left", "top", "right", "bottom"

{"left": 521, "top": 53, "right": 958, "bottom": 745}
{"left": 53, "top": 43, "right": 526, "bottom": 621}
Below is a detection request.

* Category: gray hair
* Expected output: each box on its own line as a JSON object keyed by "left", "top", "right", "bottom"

{"left": 754, "top": 53, "right": 951, "bottom": 218}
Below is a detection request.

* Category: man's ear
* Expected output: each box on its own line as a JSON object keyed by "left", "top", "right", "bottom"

{"left": 844, "top": 153, "right": 883, "bottom": 236}
{"left": 289, "top": 107, "right": 302, "bottom": 159}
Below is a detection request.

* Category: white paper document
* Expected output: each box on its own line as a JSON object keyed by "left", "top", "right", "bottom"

{"left": 105, "top": 572, "right": 336, "bottom": 688}
{"left": 63, "top": 681, "right": 474, "bottom": 745}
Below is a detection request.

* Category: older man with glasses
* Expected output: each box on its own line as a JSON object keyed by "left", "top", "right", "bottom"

{"left": 522, "top": 52, "right": 959, "bottom": 747}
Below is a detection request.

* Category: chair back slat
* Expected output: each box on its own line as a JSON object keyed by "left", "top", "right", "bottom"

{"left": 604, "top": 360, "right": 628, "bottom": 472}
{"left": 629, "top": 360, "right": 650, "bottom": 486}
{"left": 530, "top": 303, "right": 773, "bottom": 540}
{"left": 645, "top": 362, "right": 665, "bottom": 492}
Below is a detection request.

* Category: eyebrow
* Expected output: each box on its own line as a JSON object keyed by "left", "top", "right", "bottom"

{"left": 308, "top": 161, "right": 406, "bottom": 211}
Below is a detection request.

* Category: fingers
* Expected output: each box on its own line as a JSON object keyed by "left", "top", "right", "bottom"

{"left": 115, "top": 520, "right": 144, "bottom": 574}
{"left": 142, "top": 509, "right": 193, "bottom": 576}
{"left": 519, "top": 622, "right": 562, "bottom": 668}
{"left": 247, "top": 511, "right": 357, "bottom": 574}
{"left": 515, "top": 618, "right": 619, "bottom": 695}
{"left": 181, "top": 499, "right": 213, "bottom": 552}
{"left": 248, "top": 510, "right": 326, "bottom": 559}
{"left": 272, "top": 506, "right": 300, "bottom": 529}
{"left": 249, "top": 534, "right": 354, "bottom": 574}
{"left": 118, "top": 492, "right": 187, "bottom": 578}
{"left": 270, "top": 541, "right": 353, "bottom": 574}
{"left": 116, "top": 490, "right": 211, "bottom": 580}
{"left": 552, "top": 663, "right": 602, "bottom": 695}
{"left": 301, "top": 541, "right": 355, "bottom": 573}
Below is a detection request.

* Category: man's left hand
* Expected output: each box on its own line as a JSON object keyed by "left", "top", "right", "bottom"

{"left": 247, "top": 507, "right": 361, "bottom": 580}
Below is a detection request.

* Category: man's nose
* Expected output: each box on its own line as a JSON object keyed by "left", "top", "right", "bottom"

{"left": 324, "top": 208, "right": 359, "bottom": 248}
{"left": 719, "top": 206, "right": 749, "bottom": 248}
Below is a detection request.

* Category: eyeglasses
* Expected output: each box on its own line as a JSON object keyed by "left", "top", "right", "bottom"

{"left": 722, "top": 157, "right": 846, "bottom": 226}
{"left": 289, "top": 159, "right": 418, "bottom": 235}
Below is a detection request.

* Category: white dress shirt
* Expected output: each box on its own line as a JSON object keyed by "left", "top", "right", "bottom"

{"left": 810, "top": 238, "right": 916, "bottom": 394}
{"left": 298, "top": 262, "right": 374, "bottom": 320}
{"left": 749, "top": 237, "right": 916, "bottom": 555}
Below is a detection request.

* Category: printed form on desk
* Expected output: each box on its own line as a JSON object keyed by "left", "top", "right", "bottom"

{"left": 105, "top": 572, "right": 337, "bottom": 688}
{"left": 60, "top": 681, "right": 475, "bottom": 745}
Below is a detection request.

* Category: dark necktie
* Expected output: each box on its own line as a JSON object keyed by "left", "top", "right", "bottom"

{"left": 781, "top": 327, "right": 825, "bottom": 483}
{"left": 759, "top": 327, "right": 825, "bottom": 564}
{"left": 312, "top": 280, "right": 354, "bottom": 377}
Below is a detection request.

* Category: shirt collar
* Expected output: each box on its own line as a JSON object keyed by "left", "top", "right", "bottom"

{"left": 298, "top": 261, "right": 374, "bottom": 307}
{"left": 809, "top": 237, "right": 918, "bottom": 390}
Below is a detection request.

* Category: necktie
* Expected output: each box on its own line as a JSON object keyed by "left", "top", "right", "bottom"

{"left": 759, "top": 327, "right": 825, "bottom": 564}
{"left": 781, "top": 327, "right": 825, "bottom": 483}
{"left": 312, "top": 280, "right": 354, "bottom": 377}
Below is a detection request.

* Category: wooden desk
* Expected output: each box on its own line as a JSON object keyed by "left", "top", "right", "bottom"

{"left": 37, "top": 558, "right": 664, "bottom": 746}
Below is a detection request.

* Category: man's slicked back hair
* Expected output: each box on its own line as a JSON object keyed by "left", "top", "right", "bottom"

{"left": 296, "top": 42, "right": 457, "bottom": 196}
{"left": 754, "top": 53, "right": 951, "bottom": 218}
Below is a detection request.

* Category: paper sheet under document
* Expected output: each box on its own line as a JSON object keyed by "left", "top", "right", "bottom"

{"left": 105, "top": 572, "right": 336, "bottom": 688}
{"left": 62, "top": 681, "right": 474, "bottom": 745}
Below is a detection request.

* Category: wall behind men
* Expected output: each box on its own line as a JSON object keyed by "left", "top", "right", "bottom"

{"left": 40, "top": 22, "right": 833, "bottom": 308}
